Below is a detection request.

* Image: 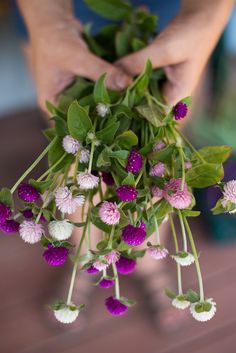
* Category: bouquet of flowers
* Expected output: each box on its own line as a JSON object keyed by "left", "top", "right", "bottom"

{"left": 0, "top": 0, "right": 234, "bottom": 324}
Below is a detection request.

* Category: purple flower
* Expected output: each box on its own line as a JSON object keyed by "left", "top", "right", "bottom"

{"left": 116, "top": 185, "right": 138, "bottom": 202}
{"left": 105, "top": 296, "right": 128, "bottom": 316}
{"left": 116, "top": 256, "right": 137, "bottom": 275}
{"left": 86, "top": 265, "right": 99, "bottom": 274}
{"left": 99, "top": 278, "right": 115, "bottom": 289}
{"left": 18, "top": 183, "right": 40, "bottom": 203}
{"left": 43, "top": 244, "right": 69, "bottom": 266}
{"left": 99, "top": 201, "right": 120, "bottom": 225}
{"left": 23, "top": 209, "right": 33, "bottom": 219}
{"left": 174, "top": 102, "right": 188, "bottom": 120}
{"left": 164, "top": 178, "right": 192, "bottom": 209}
{"left": 126, "top": 150, "right": 142, "bottom": 174}
{"left": 149, "top": 162, "right": 165, "bottom": 177}
{"left": 121, "top": 222, "right": 146, "bottom": 246}
{"left": 102, "top": 172, "right": 114, "bottom": 186}
{"left": 0, "top": 219, "right": 20, "bottom": 234}
{"left": 0, "top": 202, "right": 11, "bottom": 224}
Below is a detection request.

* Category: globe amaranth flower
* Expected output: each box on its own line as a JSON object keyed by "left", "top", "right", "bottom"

{"left": 172, "top": 295, "right": 190, "bottom": 310}
{"left": 62, "top": 135, "right": 80, "bottom": 155}
{"left": 185, "top": 160, "right": 192, "bottom": 170}
{"left": 173, "top": 251, "right": 195, "bottom": 266}
{"left": 19, "top": 220, "right": 44, "bottom": 244}
{"left": 222, "top": 180, "right": 236, "bottom": 208}
{"left": 105, "top": 249, "right": 120, "bottom": 264}
{"left": 0, "top": 219, "right": 20, "bottom": 234}
{"left": 93, "top": 260, "right": 109, "bottom": 272}
{"left": 126, "top": 150, "right": 142, "bottom": 174}
{"left": 147, "top": 245, "right": 169, "bottom": 260}
{"left": 105, "top": 296, "right": 128, "bottom": 316}
{"left": 116, "top": 185, "right": 138, "bottom": 202}
{"left": 55, "top": 186, "right": 85, "bottom": 214}
{"left": 99, "top": 201, "right": 120, "bottom": 225}
{"left": 77, "top": 172, "right": 99, "bottom": 190}
{"left": 102, "top": 172, "right": 114, "bottom": 186}
{"left": 79, "top": 149, "right": 90, "bottom": 163}
{"left": 18, "top": 183, "right": 40, "bottom": 203}
{"left": 190, "top": 298, "right": 216, "bottom": 322}
{"left": 23, "top": 209, "right": 33, "bottom": 219}
{"left": 86, "top": 265, "right": 99, "bottom": 274}
{"left": 99, "top": 278, "right": 115, "bottom": 289}
{"left": 153, "top": 141, "right": 166, "bottom": 151}
{"left": 0, "top": 202, "right": 11, "bottom": 224}
{"left": 116, "top": 256, "right": 137, "bottom": 275}
{"left": 151, "top": 185, "right": 163, "bottom": 198}
{"left": 96, "top": 103, "right": 109, "bottom": 117}
{"left": 164, "top": 178, "right": 192, "bottom": 209}
{"left": 174, "top": 102, "right": 188, "bottom": 120}
{"left": 121, "top": 222, "right": 146, "bottom": 246}
{"left": 149, "top": 162, "right": 165, "bottom": 177}
{"left": 48, "top": 219, "right": 74, "bottom": 241}
{"left": 54, "top": 304, "right": 79, "bottom": 324}
{"left": 43, "top": 244, "right": 69, "bottom": 266}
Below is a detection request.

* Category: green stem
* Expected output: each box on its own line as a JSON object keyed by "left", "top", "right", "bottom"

{"left": 169, "top": 214, "right": 182, "bottom": 295}
{"left": 112, "top": 263, "right": 120, "bottom": 299}
{"left": 177, "top": 210, "right": 187, "bottom": 252}
{"left": 147, "top": 93, "right": 168, "bottom": 110}
{"left": 11, "top": 137, "right": 57, "bottom": 193}
{"left": 108, "top": 225, "right": 115, "bottom": 249}
{"left": 149, "top": 196, "right": 160, "bottom": 244}
{"left": 183, "top": 216, "right": 204, "bottom": 301}
{"left": 178, "top": 147, "right": 186, "bottom": 191}
{"left": 88, "top": 142, "right": 95, "bottom": 174}
{"left": 110, "top": 171, "right": 119, "bottom": 187}
{"left": 135, "top": 167, "right": 144, "bottom": 187}
{"left": 37, "top": 152, "right": 67, "bottom": 182}
{"left": 73, "top": 151, "right": 80, "bottom": 183}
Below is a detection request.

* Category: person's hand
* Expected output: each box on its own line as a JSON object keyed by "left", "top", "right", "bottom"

{"left": 115, "top": 1, "right": 233, "bottom": 105}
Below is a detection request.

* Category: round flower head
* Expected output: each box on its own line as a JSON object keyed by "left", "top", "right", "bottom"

{"left": 77, "top": 172, "right": 99, "bottom": 190}
{"left": 116, "top": 256, "right": 137, "bottom": 275}
{"left": 93, "top": 260, "right": 108, "bottom": 272}
{"left": 105, "top": 249, "right": 120, "bottom": 264}
{"left": 172, "top": 296, "right": 190, "bottom": 310}
{"left": 55, "top": 187, "right": 85, "bottom": 214}
{"left": 105, "top": 296, "right": 128, "bottom": 316}
{"left": 174, "top": 102, "right": 188, "bottom": 120}
{"left": 48, "top": 219, "right": 74, "bottom": 241}
{"left": 43, "top": 244, "right": 69, "bottom": 266}
{"left": 121, "top": 222, "right": 146, "bottom": 246}
{"left": 0, "top": 202, "right": 11, "bottom": 224}
{"left": 23, "top": 209, "right": 33, "bottom": 219}
{"left": 96, "top": 103, "right": 109, "bottom": 117}
{"left": 190, "top": 298, "right": 216, "bottom": 322}
{"left": 153, "top": 141, "right": 166, "bottom": 151}
{"left": 0, "top": 219, "right": 20, "bottom": 234}
{"left": 86, "top": 265, "right": 99, "bottom": 274}
{"left": 173, "top": 251, "right": 195, "bottom": 266}
{"left": 99, "top": 201, "right": 120, "bottom": 225}
{"left": 151, "top": 185, "right": 163, "bottom": 198}
{"left": 19, "top": 220, "right": 44, "bottom": 244}
{"left": 164, "top": 178, "right": 192, "bottom": 209}
{"left": 18, "top": 183, "right": 40, "bottom": 203}
{"left": 102, "top": 172, "right": 114, "bottom": 186}
{"left": 116, "top": 185, "right": 138, "bottom": 202}
{"left": 99, "top": 278, "right": 115, "bottom": 289}
{"left": 222, "top": 180, "right": 236, "bottom": 205}
{"left": 147, "top": 245, "right": 169, "bottom": 260}
{"left": 62, "top": 135, "right": 80, "bottom": 155}
{"left": 126, "top": 150, "right": 143, "bottom": 174}
{"left": 185, "top": 160, "right": 192, "bottom": 170}
{"left": 54, "top": 305, "right": 79, "bottom": 324}
{"left": 149, "top": 162, "right": 166, "bottom": 177}
{"left": 79, "top": 149, "right": 90, "bottom": 163}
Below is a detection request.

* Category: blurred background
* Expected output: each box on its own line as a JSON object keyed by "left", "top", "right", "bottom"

{"left": 1, "top": 1, "right": 236, "bottom": 353}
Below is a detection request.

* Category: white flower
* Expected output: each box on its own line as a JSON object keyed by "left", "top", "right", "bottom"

{"left": 93, "top": 260, "right": 108, "bottom": 271}
{"left": 19, "top": 220, "right": 44, "bottom": 244}
{"left": 62, "top": 135, "right": 80, "bottom": 155}
{"left": 190, "top": 298, "right": 216, "bottom": 322}
{"left": 96, "top": 103, "right": 109, "bottom": 117}
{"left": 48, "top": 219, "right": 74, "bottom": 241}
{"left": 173, "top": 251, "right": 195, "bottom": 266}
{"left": 55, "top": 187, "right": 85, "bottom": 214}
{"left": 79, "top": 149, "right": 90, "bottom": 163}
{"left": 77, "top": 172, "right": 99, "bottom": 190}
{"left": 54, "top": 305, "right": 79, "bottom": 324}
{"left": 148, "top": 246, "right": 169, "bottom": 260}
{"left": 172, "top": 296, "right": 190, "bottom": 310}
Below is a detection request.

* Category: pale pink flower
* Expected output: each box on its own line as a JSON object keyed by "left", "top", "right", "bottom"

{"left": 153, "top": 141, "right": 166, "bottom": 151}
{"left": 19, "top": 220, "right": 44, "bottom": 244}
{"left": 55, "top": 187, "right": 85, "bottom": 214}
{"left": 62, "top": 135, "right": 80, "bottom": 155}
{"left": 151, "top": 185, "right": 163, "bottom": 198}
{"left": 149, "top": 162, "right": 165, "bottom": 177}
{"left": 148, "top": 246, "right": 169, "bottom": 260}
{"left": 222, "top": 180, "right": 236, "bottom": 205}
{"left": 79, "top": 149, "right": 90, "bottom": 163}
{"left": 185, "top": 160, "right": 192, "bottom": 170}
{"left": 164, "top": 178, "right": 192, "bottom": 209}
{"left": 105, "top": 250, "right": 120, "bottom": 264}
{"left": 77, "top": 172, "right": 99, "bottom": 190}
{"left": 93, "top": 260, "right": 108, "bottom": 271}
{"left": 99, "top": 201, "right": 120, "bottom": 225}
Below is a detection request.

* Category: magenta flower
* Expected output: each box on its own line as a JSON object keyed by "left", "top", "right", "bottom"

{"left": 153, "top": 141, "right": 166, "bottom": 151}
{"left": 105, "top": 250, "right": 120, "bottom": 264}
{"left": 23, "top": 209, "right": 33, "bottom": 219}
{"left": 102, "top": 172, "right": 114, "bottom": 186}
{"left": 86, "top": 265, "right": 99, "bottom": 274}
{"left": 116, "top": 256, "right": 137, "bottom": 275}
{"left": 164, "top": 178, "right": 192, "bottom": 209}
{"left": 149, "top": 162, "right": 165, "bottom": 177}
{"left": 151, "top": 185, "right": 163, "bottom": 198}
{"left": 116, "top": 185, "right": 138, "bottom": 202}
{"left": 174, "top": 102, "right": 188, "bottom": 120}
{"left": 0, "top": 202, "right": 11, "bottom": 224}
{"left": 18, "top": 183, "right": 40, "bottom": 203}
{"left": 19, "top": 220, "right": 44, "bottom": 244}
{"left": 0, "top": 220, "right": 20, "bottom": 234}
{"left": 126, "top": 150, "right": 142, "bottom": 174}
{"left": 121, "top": 222, "right": 146, "bottom": 246}
{"left": 99, "top": 278, "right": 115, "bottom": 289}
{"left": 105, "top": 296, "right": 128, "bottom": 316}
{"left": 43, "top": 244, "right": 69, "bottom": 266}
{"left": 99, "top": 201, "right": 120, "bottom": 225}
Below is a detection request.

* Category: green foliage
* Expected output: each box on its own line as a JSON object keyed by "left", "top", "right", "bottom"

{"left": 93, "top": 74, "right": 110, "bottom": 104}
{"left": 84, "top": 0, "right": 132, "bottom": 21}
{"left": 0, "top": 188, "right": 13, "bottom": 208}
{"left": 186, "top": 163, "right": 224, "bottom": 188}
{"left": 67, "top": 101, "right": 92, "bottom": 141}
{"left": 192, "top": 146, "right": 232, "bottom": 164}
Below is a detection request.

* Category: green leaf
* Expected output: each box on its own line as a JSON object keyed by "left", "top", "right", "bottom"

{"left": 48, "top": 137, "right": 65, "bottom": 168}
{"left": 108, "top": 150, "right": 129, "bottom": 160}
{"left": 29, "top": 179, "right": 53, "bottom": 194}
{"left": 186, "top": 289, "right": 200, "bottom": 303}
{"left": 122, "top": 173, "right": 135, "bottom": 186}
{"left": 0, "top": 188, "right": 13, "bottom": 208}
{"left": 181, "top": 210, "right": 201, "bottom": 217}
{"left": 46, "top": 101, "right": 65, "bottom": 119}
{"left": 116, "top": 130, "right": 138, "bottom": 149}
{"left": 136, "top": 103, "right": 163, "bottom": 128}
{"left": 67, "top": 101, "right": 92, "bottom": 141}
{"left": 83, "top": 23, "right": 108, "bottom": 57}
{"left": 117, "top": 241, "right": 132, "bottom": 252}
{"left": 181, "top": 96, "right": 192, "bottom": 106}
{"left": 93, "top": 73, "right": 110, "bottom": 104}
{"left": 43, "top": 128, "right": 56, "bottom": 141}
{"left": 186, "top": 163, "right": 224, "bottom": 188}
{"left": 90, "top": 207, "right": 112, "bottom": 233}
{"left": 131, "top": 38, "right": 146, "bottom": 52}
{"left": 96, "top": 122, "right": 120, "bottom": 144}
{"left": 96, "top": 239, "right": 109, "bottom": 250}
{"left": 52, "top": 116, "right": 68, "bottom": 137}
{"left": 119, "top": 297, "right": 136, "bottom": 307}
{"left": 192, "top": 146, "right": 232, "bottom": 164}
{"left": 148, "top": 144, "right": 175, "bottom": 162}
{"left": 165, "top": 288, "right": 177, "bottom": 299}
{"left": 96, "top": 148, "right": 111, "bottom": 167}
{"left": 115, "top": 30, "right": 130, "bottom": 57}
{"left": 84, "top": 0, "right": 132, "bottom": 21}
